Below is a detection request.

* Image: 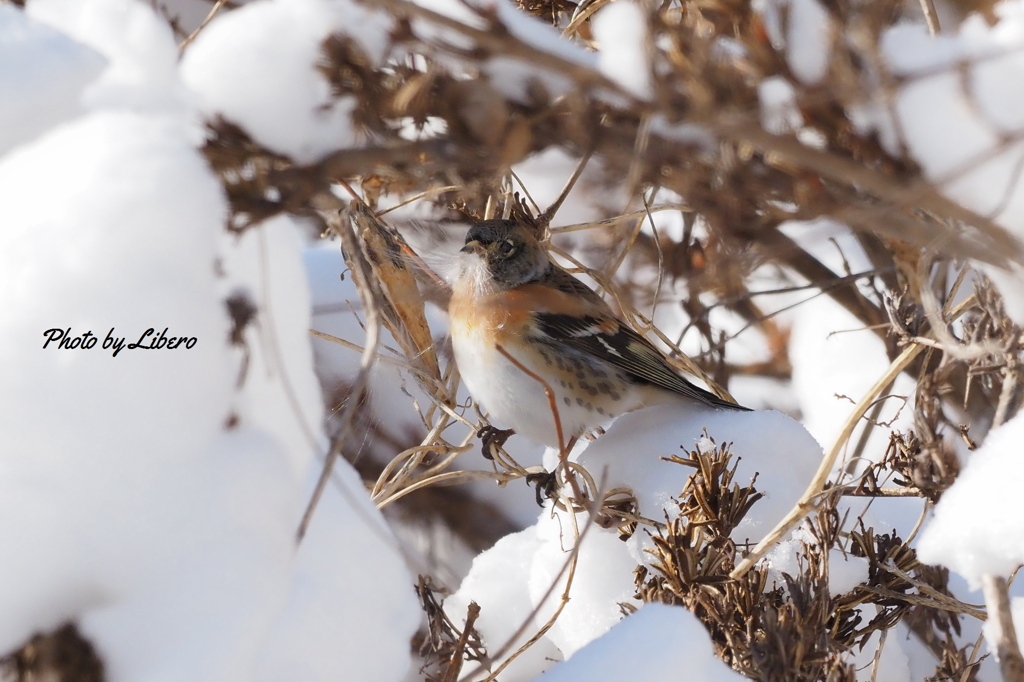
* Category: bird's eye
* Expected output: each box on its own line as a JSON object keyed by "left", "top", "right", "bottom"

{"left": 498, "top": 239, "right": 517, "bottom": 258}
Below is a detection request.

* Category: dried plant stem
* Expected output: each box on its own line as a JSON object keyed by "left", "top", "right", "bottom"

{"left": 442, "top": 602, "right": 481, "bottom": 682}
{"left": 372, "top": 410, "right": 455, "bottom": 501}
{"left": 550, "top": 204, "right": 691, "bottom": 233}
{"left": 860, "top": 586, "right": 985, "bottom": 620}
{"left": 994, "top": 368, "right": 1018, "bottom": 430}
{"left": 298, "top": 213, "right": 382, "bottom": 541}
{"left": 870, "top": 563, "right": 988, "bottom": 619}
{"left": 981, "top": 574, "right": 1024, "bottom": 682}
{"left": 375, "top": 468, "right": 525, "bottom": 509}
{"left": 375, "top": 185, "right": 459, "bottom": 216}
{"left": 730, "top": 342, "right": 922, "bottom": 579}
{"left": 919, "top": 0, "right": 941, "bottom": 35}
{"left": 309, "top": 328, "right": 437, "bottom": 381}
{"left": 538, "top": 148, "right": 593, "bottom": 227}
{"left": 834, "top": 486, "right": 927, "bottom": 497}
{"left": 959, "top": 629, "right": 990, "bottom": 682}
{"left": 563, "top": 0, "right": 611, "bottom": 37}
{"left": 178, "top": 0, "right": 226, "bottom": 50}
{"left": 869, "top": 628, "right": 888, "bottom": 682}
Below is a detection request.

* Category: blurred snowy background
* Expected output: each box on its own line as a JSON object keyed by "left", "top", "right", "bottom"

{"left": 2, "top": 0, "right": 1024, "bottom": 680}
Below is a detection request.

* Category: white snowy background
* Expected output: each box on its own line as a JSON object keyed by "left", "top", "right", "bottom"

{"left": 2, "top": 0, "right": 1024, "bottom": 680}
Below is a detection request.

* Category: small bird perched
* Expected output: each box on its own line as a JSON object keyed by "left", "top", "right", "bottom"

{"left": 449, "top": 219, "right": 749, "bottom": 452}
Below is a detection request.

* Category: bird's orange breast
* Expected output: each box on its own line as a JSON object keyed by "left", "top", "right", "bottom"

{"left": 449, "top": 288, "right": 535, "bottom": 343}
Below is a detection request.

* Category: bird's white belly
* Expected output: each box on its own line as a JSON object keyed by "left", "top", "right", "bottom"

{"left": 451, "top": 325, "right": 634, "bottom": 449}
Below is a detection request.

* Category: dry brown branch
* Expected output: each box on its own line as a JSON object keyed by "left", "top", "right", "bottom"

{"left": 981, "top": 574, "right": 1024, "bottom": 682}
{"left": 178, "top": 0, "right": 227, "bottom": 50}
{"left": 297, "top": 209, "right": 383, "bottom": 541}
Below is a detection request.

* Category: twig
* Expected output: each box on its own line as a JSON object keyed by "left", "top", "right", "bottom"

{"left": 550, "top": 204, "right": 692, "bottom": 233}
{"left": 443, "top": 602, "right": 481, "bottom": 682}
{"left": 375, "top": 185, "right": 459, "bottom": 216}
{"left": 994, "top": 368, "right": 1018, "bottom": 430}
{"left": 563, "top": 0, "right": 611, "bottom": 37}
{"left": 178, "top": 0, "right": 226, "bottom": 50}
{"left": 309, "top": 328, "right": 436, "bottom": 379}
{"left": 730, "top": 342, "right": 922, "bottom": 579}
{"left": 537, "top": 148, "right": 594, "bottom": 228}
{"left": 919, "top": 0, "right": 941, "bottom": 35}
{"left": 881, "top": 564, "right": 988, "bottom": 620}
{"left": 981, "top": 574, "right": 1024, "bottom": 681}
{"left": 833, "top": 485, "right": 927, "bottom": 497}
{"left": 297, "top": 211, "right": 382, "bottom": 540}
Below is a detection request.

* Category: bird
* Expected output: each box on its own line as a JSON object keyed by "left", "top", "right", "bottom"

{"left": 448, "top": 219, "right": 750, "bottom": 452}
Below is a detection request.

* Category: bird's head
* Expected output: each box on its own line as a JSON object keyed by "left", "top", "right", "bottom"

{"left": 457, "top": 220, "right": 550, "bottom": 294}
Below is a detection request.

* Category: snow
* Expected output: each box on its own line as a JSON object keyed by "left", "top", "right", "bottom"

{"left": 786, "top": 0, "right": 832, "bottom": 84}
{"left": 755, "top": 0, "right": 832, "bottom": 85}
{"left": 573, "top": 406, "right": 822, "bottom": 545}
{"left": 219, "top": 217, "right": 327, "bottom": 476}
{"left": 487, "top": 0, "right": 595, "bottom": 101}
{"left": 781, "top": 218, "right": 915, "bottom": 475}
{"left": 28, "top": 0, "right": 190, "bottom": 116}
{"left": 0, "top": 1, "right": 419, "bottom": 680}
{"left": 917, "top": 411, "right": 1024, "bottom": 587}
{"left": 255, "top": 472, "right": 419, "bottom": 682}
{"left": 493, "top": 0, "right": 592, "bottom": 70}
{"left": 0, "top": 4, "right": 105, "bottom": 155}
{"left": 0, "top": 109, "right": 312, "bottom": 681}
{"left": 530, "top": 515, "right": 638, "bottom": 659}
{"left": 444, "top": 528, "right": 563, "bottom": 681}
{"left": 445, "top": 406, "right": 824, "bottom": 680}
{"left": 790, "top": 294, "right": 913, "bottom": 466}
{"left": 180, "top": 0, "right": 393, "bottom": 164}
{"left": 539, "top": 603, "right": 747, "bottom": 682}
{"left": 828, "top": 551, "right": 869, "bottom": 597}
{"left": 759, "top": 76, "right": 802, "bottom": 134}
{"left": 415, "top": 0, "right": 595, "bottom": 101}
{"left": 591, "top": 1, "right": 652, "bottom": 100}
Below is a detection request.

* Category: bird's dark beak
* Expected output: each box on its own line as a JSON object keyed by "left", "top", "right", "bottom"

{"left": 460, "top": 240, "right": 484, "bottom": 255}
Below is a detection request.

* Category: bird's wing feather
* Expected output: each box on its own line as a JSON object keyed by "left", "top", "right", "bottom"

{"left": 533, "top": 311, "right": 750, "bottom": 410}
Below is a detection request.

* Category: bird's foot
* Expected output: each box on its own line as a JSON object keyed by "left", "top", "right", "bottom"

{"left": 525, "top": 469, "right": 559, "bottom": 507}
{"left": 478, "top": 425, "right": 515, "bottom": 460}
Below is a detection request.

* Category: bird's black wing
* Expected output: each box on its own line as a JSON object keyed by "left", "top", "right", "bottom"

{"left": 533, "top": 312, "right": 750, "bottom": 411}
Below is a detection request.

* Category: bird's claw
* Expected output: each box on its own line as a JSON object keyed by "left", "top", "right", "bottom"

{"left": 478, "top": 425, "right": 515, "bottom": 460}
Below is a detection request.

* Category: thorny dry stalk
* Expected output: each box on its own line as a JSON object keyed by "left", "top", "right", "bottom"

{"left": 185, "top": 0, "right": 1024, "bottom": 680}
